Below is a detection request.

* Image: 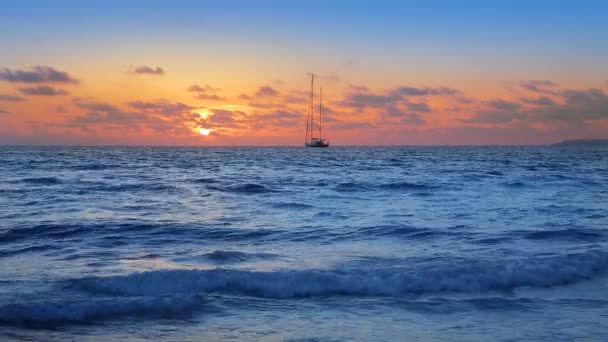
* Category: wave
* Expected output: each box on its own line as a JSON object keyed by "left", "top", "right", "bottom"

{"left": 379, "top": 182, "right": 431, "bottom": 191}
{"left": 190, "top": 177, "right": 219, "bottom": 184}
{"left": 0, "top": 295, "right": 205, "bottom": 327}
{"left": 523, "top": 228, "right": 605, "bottom": 242}
{"left": 86, "top": 183, "right": 175, "bottom": 192}
{"left": 208, "top": 183, "right": 276, "bottom": 194}
{"left": 70, "top": 163, "right": 119, "bottom": 171}
{"left": 0, "top": 224, "right": 88, "bottom": 244}
{"left": 176, "top": 250, "right": 279, "bottom": 264}
{"left": 272, "top": 202, "right": 313, "bottom": 210}
{"left": 348, "top": 225, "right": 457, "bottom": 240}
{"left": 0, "top": 222, "right": 285, "bottom": 245}
{"left": 0, "top": 244, "right": 59, "bottom": 258}
{"left": 70, "top": 251, "right": 608, "bottom": 299}
{"left": 19, "top": 177, "right": 61, "bottom": 185}
{"left": 334, "top": 181, "right": 432, "bottom": 193}
{"left": 501, "top": 181, "right": 527, "bottom": 188}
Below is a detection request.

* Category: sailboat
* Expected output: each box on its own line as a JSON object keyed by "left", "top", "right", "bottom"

{"left": 305, "top": 74, "right": 330, "bottom": 148}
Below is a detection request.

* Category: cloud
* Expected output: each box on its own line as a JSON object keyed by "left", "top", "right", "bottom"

{"left": 254, "top": 110, "right": 302, "bottom": 127}
{"left": 0, "top": 66, "right": 79, "bottom": 84}
{"left": 562, "top": 88, "right": 603, "bottom": 105}
{"left": 202, "top": 109, "right": 249, "bottom": 130}
{"left": 194, "top": 93, "right": 226, "bottom": 101}
{"left": 520, "top": 80, "right": 558, "bottom": 94}
{"left": 391, "top": 86, "right": 461, "bottom": 97}
{"left": 486, "top": 99, "right": 521, "bottom": 111}
{"left": 129, "top": 65, "right": 165, "bottom": 75}
{"left": 383, "top": 107, "right": 426, "bottom": 125}
{"left": 461, "top": 110, "right": 526, "bottom": 124}
{"left": 401, "top": 113, "right": 426, "bottom": 125}
{"left": 339, "top": 85, "right": 462, "bottom": 109}
{"left": 521, "top": 96, "right": 556, "bottom": 106}
{"left": 19, "top": 86, "right": 68, "bottom": 96}
{"left": 529, "top": 88, "right": 608, "bottom": 122}
{"left": 238, "top": 94, "right": 253, "bottom": 100}
{"left": 407, "top": 102, "right": 431, "bottom": 113}
{"left": 187, "top": 84, "right": 225, "bottom": 101}
{"left": 127, "top": 100, "right": 194, "bottom": 116}
{"left": 0, "top": 109, "right": 8, "bottom": 114}
{"left": 340, "top": 92, "right": 400, "bottom": 108}
{"left": 187, "top": 84, "right": 220, "bottom": 92}
{"left": 74, "top": 99, "right": 120, "bottom": 112}
{"left": 0, "top": 94, "right": 24, "bottom": 102}
{"left": 255, "top": 86, "right": 279, "bottom": 97}
{"left": 69, "top": 110, "right": 149, "bottom": 127}
{"left": 329, "top": 121, "right": 375, "bottom": 130}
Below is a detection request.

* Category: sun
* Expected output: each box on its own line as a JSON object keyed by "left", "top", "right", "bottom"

{"left": 199, "top": 128, "right": 212, "bottom": 136}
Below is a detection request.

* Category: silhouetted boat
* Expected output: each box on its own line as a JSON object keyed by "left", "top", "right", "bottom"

{"left": 305, "top": 74, "right": 329, "bottom": 148}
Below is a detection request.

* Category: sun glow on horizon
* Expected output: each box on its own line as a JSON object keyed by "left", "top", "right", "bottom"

{"left": 199, "top": 128, "right": 212, "bottom": 136}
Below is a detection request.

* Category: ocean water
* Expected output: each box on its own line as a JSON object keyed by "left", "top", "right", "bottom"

{"left": 0, "top": 146, "right": 607, "bottom": 341}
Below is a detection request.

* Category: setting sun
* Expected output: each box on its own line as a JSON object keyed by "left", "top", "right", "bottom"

{"left": 199, "top": 128, "right": 212, "bottom": 136}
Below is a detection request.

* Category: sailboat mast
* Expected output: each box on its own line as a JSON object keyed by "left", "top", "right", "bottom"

{"left": 319, "top": 87, "right": 322, "bottom": 139}
{"left": 310, "top": 74, "right": 314, "bottom": 140}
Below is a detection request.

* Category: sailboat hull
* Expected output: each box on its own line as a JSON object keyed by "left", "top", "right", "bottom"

{"left": 305, "top": 141, "right": 330, "bottom": 148}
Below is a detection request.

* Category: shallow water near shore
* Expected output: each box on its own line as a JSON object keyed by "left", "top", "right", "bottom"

{"left": 0, "top": 146, "right": 607, "bottom": 341}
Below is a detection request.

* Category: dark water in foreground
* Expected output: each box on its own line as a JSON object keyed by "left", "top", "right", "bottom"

{"left": 0, "top": 146, "right": 607, "bottom": 341}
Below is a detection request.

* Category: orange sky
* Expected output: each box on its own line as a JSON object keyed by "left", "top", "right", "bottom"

{"left": 1, "top": 1, "right": 607, "bottom": 145}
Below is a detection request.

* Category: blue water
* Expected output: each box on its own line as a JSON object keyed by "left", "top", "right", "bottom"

{"left": 0, "top": 146, "right": 607, "bottom": 341}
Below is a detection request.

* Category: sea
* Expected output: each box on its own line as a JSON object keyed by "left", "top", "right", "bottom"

{"left": 0, "top": 146, "right": 607, "bottom": 341}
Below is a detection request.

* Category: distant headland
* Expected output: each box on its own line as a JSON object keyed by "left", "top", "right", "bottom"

{"left": 552, "top": 139, "right": 608, "bottom": 146}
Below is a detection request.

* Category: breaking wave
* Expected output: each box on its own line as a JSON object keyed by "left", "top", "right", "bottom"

{"left": 70, "top": 251, "right": 608, "bottom": 299}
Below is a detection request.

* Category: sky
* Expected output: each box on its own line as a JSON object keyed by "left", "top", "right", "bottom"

{"left": 1, "top": 0, "right": 607, "bottom": 145}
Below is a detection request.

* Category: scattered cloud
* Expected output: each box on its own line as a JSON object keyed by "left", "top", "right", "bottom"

{"left": 521, "top": 96, "right": 556, "bottom": 106}
{"left": 406, "top": 102, "right": 431, "bottom": 113}
{"left": 401, "top": 113, "right": 426, "bottom": 125}
{"left": 254, "top": 110, "right": 302, "bottom": 127}
{"left": 520, "top": 80, "right": 558, "bottom": 94}
{"left": 128, "top": 65, "right": 165, "bottom": 75}
{"left": 461, "top": 110, "right": 526, "bottom": 124}
{"left": 127, "top": 100, "right": 194, "bottom": 116}
{"left": 0, "top": 94, "right": 24, "bottom": 102}
{"left": 486, "top": 99, "right": 521, "bottom": 111}
{"left": 255, "top": 86, "right": 279, "bottom": 97}
{"left": 187, "top": 84, "right": 220, "bottom": 92}
{"left": 19, "top": 86, "right": 68, "bottom": 96}
{"left": 329, "top": 121, "right": 375, "bottom": 130}
{"left": 391, "top": 86, "right": 461, "bottom": 97}
{"left": 0, "top": 109, "right": 9, "bottom": 114}
{"left": 339, "top": 85, "right": 461, "bottom": 109}
{"left": 529, "top": 88, "right": 608, "bottom": 123}
{"left": 202, "top": 109, "right": 249, "bottom": 130}
{"left": 188, "top": 84, "right": 225, "bottom": 101}
{"left": 0, "top": 66, "right": 79, "bottom": 84}
{"left": 69, "top": 110, "right": 148, "bottom": 127}
{"left": 194, "top": 93, "right": 226, "bottom": 101}
{"left": 383, "top": 107, "right": 426, "bottom": 125}
{"left": 74, "top": 99, "right": 120, "bottom": 112}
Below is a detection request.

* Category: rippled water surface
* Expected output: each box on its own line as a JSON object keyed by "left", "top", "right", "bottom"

{"left": 0, "top": 146, "right": 607, "bottom": 341}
